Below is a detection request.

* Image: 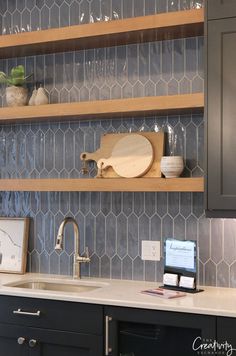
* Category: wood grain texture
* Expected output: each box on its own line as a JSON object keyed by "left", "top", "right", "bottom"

{"left": 0, "top": 9, "right": 204, "bottom": 58}
{"left": 81, "top": 132, "right": 165, "bottom": 178}
{"left": 0, "top": 178, "right": 204, "bottom": 192}
{"left": 97, "top": 134, "right": 154, "bottom": 178}
{"left": 0, "top": 93, "right": 204, "bottom": 122}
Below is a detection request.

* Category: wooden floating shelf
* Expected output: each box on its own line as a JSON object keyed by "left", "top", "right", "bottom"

{"left": 0, "top": 93, "right": 204, "bottom": 123}
{"left": 0, "top": 178, "right": 204, "bottom": 192}
{"left": 0, "top": 9, "right": 204, "bottom": 58}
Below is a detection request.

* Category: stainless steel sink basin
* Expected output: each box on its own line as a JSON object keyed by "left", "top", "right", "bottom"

{"left": 5, "top": 279, "right": 108, "bottom": 294}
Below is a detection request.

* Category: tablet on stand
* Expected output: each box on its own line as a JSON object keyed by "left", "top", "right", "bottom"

{"left": 159, "top": 238, "right": 204, "bottom": 294}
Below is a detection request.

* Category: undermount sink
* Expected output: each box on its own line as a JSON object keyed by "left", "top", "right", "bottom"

{"left": 4, "top": 279, "right": 108, "bottom": 294}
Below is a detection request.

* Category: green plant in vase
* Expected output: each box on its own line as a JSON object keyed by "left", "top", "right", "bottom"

{"left": 0, "top": 65, "right": 32, "bottom": 107}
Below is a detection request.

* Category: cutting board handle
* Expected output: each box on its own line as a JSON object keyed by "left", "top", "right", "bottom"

{"left": 80, "top": 150, "right": 102, "bottom": 162}
{"left": 97, "top": 158, "right": 111, "bottom": 170}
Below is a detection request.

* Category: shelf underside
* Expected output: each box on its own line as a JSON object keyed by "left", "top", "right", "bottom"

{"left": 0, "top": 178, "right": 204, "bottom": 192}
{"left": 0, "top": 9, "right": 204, "bottom": 58}
{"left": 0, "top": 93, "right": 204, "bottom": 123}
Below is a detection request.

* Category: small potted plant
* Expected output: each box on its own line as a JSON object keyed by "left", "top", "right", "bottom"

{"left": 0, "top": 65, "right": 32, "bottom": 107}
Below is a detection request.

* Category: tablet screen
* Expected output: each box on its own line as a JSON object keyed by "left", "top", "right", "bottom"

{"left": 164, "top": 239, "right": 197, "bottom": 273}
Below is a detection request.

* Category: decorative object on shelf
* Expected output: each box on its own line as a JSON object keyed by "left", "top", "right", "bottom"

{"left": 160, "top": 156, "right": 184, "bottom": 178}
{"left": 0, "top": 217, "right": 29, "bottom": 274}
{"left": 97, "top": 134, "right": 154, "bottom": 178}
{"left": 80, "top": 132, "right": 165, "bottom": 178}
{"left": 81, "top": 154, "right": 89, "bottom": 175}
{"left": 0, "top": 65, "right": 32, "bottom": 107}
{"left": 28, "top": 87, "right": 37, "bottom": 106}
{"left": 34, "top": 85, "right": 49, "bottom": 106}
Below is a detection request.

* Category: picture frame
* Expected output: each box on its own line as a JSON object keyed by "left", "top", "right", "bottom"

{"left": 0, "top": 217, "right": 29, "bottom": 274}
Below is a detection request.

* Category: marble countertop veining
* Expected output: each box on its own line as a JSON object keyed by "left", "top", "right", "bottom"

{"left": 0, "top": 273, "right": 236, "bottom": 317}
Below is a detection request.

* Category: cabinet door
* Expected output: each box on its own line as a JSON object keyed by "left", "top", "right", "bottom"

{"left": 0, "top": 322, "right": 103, "bottom": 356}
{"left": 27, "top": 327, "right": 103, "bottom": 356}
{"left": 208, "top": 0, "right": 236, "bottom": 20}
{"left": 105, "top": 307, "right": 216, "bottom": 356}
{"left": 206, "top": 17, "right": 236, "bottom": 216}
{"left": 217, "top": 317, "right": 236, "bottom": 354}
{"left": 0, "top": 323, "right": 28, "bottom": 356}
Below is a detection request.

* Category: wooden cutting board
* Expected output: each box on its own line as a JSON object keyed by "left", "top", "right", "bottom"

{"left": 97, "top": 134, "right": 153, "bottom": 178}
{"left": 80, "top": 132, "right": 165, "bottom": 178}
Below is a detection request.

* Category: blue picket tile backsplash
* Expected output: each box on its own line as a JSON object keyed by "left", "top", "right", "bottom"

{"left": 1, "top": 0, "right": 236, "bottom": 288}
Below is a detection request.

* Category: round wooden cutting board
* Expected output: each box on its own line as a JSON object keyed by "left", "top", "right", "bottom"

{"left": 97, "top": 134, "right": 154, "bottom": 178}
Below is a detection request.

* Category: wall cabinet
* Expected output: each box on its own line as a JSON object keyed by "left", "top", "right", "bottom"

{"left": 0, "top": 295, "right": 103, "bottom": 356}
{"left": 104, "top": 306, "right": 216, "bottom": 356}
{"left": 206, "top": 3, "right": 236, "bottom": 216}
{"left": 207, "top": 0, "right": 236, "bottom": 20}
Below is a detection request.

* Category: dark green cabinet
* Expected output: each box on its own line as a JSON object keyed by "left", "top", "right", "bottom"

{"left": 207, "top": 0, "right": 236, "bottom": 20}
{"left": 206, "top": 4, "right": 236, "bottom": 217}
{"left": 0, "top": 296, "right": 103, "bottom": 356}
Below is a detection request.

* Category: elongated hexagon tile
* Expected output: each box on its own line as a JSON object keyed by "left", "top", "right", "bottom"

{"left": 111, "top": 255, "right": 122, "bottom": 279}
{"left": 145, "top": 261, "right": 156, "bottom": 281}
{"left": 224, "top": 220, "right": 236, "bottom": 266}
{"left": 133, "top": 256, "right": 144, "bottom": 281}
{"left": 31, "top": 250, "right": 40, "bottom": 273}
{"left": 105, "top": 213, "right": 116, "bottom": 258}
{"left": 128, "top": 213, "right": 139, "bottom": 259}
{"left": 95, "top": 213, "right": 106, "bottom": 257}
{"left": 44, "top": 211, "right": 55, "bottom": 254}
{"left": 117, "top": 213, "right": 128, "bottom": 258}
{"left": 162, "top": 214, "right": 174, "bottom": 239}
{"left": 168, "top": 192, "right": 180, "bottom": 218}
{"left": 112, "top": 192, "right": 122, "bottom": 215}
{"left": 122, "top": 255, "right": 133, "bottom": 280}
{"left": 211, "top": 219, "right": 223, "bottom": 264}
{"left": 205, "top": 260, "right": 216, "bottom": 287}
{"left": 100, "top": 192, "right": 111, "bottom": 216}
{"left": 186, "top": 214, "right": 197, "bottom": 241}
{"left": 217, "top": 261, "right": 229, "bottom": 288}
{"left": 150, "top": 215, "right": 161, "bottom": 241}
{"left": 145, "top": 0, "right": 156, "bottom": 15}
{"left": 101, "top": 254, "right": 110, "bottom": 278}
{"left": 198, "top": 216, "right": 210, "bottom": 264}
{"left": 90, "top": 254, "right": 100, "bottom": 278}
{"left": 39, "top": 250, "right": 50, "bottom": 273}
{"left": 230, "top": 261, "right": 236, "bottom": 288}
{"left": 173, "top": 214, "right": 185, "bottom": 240}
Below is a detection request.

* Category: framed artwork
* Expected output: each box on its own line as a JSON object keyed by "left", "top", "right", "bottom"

{"left": 0, "top": 218, "right": 29, "bottom": 274}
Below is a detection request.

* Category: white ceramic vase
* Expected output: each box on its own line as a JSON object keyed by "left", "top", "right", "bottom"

{"left": 6, "top": 86, "right": 28, "bottom": 107}
{"left": 160, "top": 156, "right": 184, "bottom": 178}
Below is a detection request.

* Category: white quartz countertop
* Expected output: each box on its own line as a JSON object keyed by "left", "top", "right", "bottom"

{"left": 0, "top": 273, "right": 236, "bottom": 318}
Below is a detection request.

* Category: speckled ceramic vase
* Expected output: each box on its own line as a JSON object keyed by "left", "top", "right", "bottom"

{"left": 160, "top": 156, "right": 184, "bottom": 178}
{"left": 6, "top": 86, "right": 28, "bottom": 107}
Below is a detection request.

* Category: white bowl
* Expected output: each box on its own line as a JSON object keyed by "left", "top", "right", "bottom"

{"left": 160, "top": 156, "right": 184, "bottom": 178}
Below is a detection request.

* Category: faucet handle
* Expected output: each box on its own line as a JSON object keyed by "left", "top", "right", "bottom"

{"left": 77, "top": 247, "right": 90, "bottom": 263}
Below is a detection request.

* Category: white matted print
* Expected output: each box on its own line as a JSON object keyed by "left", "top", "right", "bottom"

{"left": 0, "top": 218, "right": 29, "bottom": 274}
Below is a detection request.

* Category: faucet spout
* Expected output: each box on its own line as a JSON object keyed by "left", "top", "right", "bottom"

{"left": 54, "top": 217, "right": 90, "bottom": 279}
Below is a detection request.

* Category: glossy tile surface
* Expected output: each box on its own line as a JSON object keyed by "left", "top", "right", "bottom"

{"left": 1, "top": 0, "right": 235, "bottom": 289}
